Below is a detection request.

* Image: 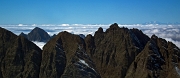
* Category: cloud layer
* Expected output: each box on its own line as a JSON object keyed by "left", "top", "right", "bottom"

{"left": 1, "top": 24, "right": 180, "bottom": 48}
{"left": 32, "top": 41, "right": 46, "bottom": 49}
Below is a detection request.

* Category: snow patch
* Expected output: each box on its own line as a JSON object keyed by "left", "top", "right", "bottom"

{"left": 175, "top": 66, "right": 180, "bottom": 76}
{"left": 78, "top": 59, "right": 96, "bottom": 72}
{"left": 79, "top": 59, "right": 89, "bottom": 67}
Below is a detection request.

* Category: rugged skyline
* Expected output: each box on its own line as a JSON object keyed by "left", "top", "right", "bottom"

{"left": 1, "top": 24, "right": 180, "bottom": 78}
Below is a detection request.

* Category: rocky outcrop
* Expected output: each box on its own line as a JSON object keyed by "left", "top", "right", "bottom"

{"left": 39, "top": 31, "right": 100, "bottom": 78}
{"left": 125, "top": 35, "right": 180, "bottom": 78}
{"left": 85, "top": 23, "right": 150, "bottom": 78}
{"left": 0, "top": 27, "right": 42, "bottom": 78}
{"left": 19, "top": 32, "right": 27, "bottom": 39}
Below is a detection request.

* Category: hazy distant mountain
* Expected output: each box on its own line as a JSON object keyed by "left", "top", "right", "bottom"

{"left": 28, "top": 27, "right": 51, "bottom": 42}
{"left": 20, "top": 27, "right": 51, "bottom": 42}
{"left": 1, "top": 23, "right": 180, "bottom": 78}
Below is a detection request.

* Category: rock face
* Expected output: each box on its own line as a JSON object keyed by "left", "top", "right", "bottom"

{"left": 0, "top": 27, "right": 42, "bottom": 78}
{"left": 1, "top": 23, "right": 180, "bottom": 78}
{"left": 125, "top": 35, "right": 180, "bottom": 78}
{"left": 20, "top": 27, "right": 51, "bottom": 42}
{"left": 19, "top": 32, "right": 27, "bottom": 39}
{"left": 39, "top": 31, "right": 100, "bottom": 78}
{"left": 85, "top": 23, "right": 150, "bottom": 78}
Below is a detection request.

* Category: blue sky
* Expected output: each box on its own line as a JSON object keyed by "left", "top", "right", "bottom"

{"left": 0, "top": 0, "right": 180, "bottom": 24}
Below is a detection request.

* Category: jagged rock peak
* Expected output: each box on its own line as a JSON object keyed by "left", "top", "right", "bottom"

{"left": 109, "top": 23, "right": 119, "bottom": 29}
{"left": 87, "top": 23, "right": 151, "bottom": 78}
{"left": 19, "top": 32, "right": 27, "bottom": 38}
{"left": 151, "top": 34, "right": 158, "bottom": 40}
{"left": 96, "top": 27, "right": 103, "bottom": 33}
{"left": 105, "top": 23, "right": 129, "bottom": 33}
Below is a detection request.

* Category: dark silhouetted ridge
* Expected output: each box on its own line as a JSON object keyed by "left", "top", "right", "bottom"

{"left": 19, "top": 32, "right": 27, "bottom": 38}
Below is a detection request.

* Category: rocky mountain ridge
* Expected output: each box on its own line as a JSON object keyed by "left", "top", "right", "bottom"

{"left": 1, "top": 23, "right": 180, "bottom": 78}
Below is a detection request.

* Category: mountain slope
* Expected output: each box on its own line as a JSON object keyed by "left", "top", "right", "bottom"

{"left": 19, "top": 32, "right": 27, "bottom": 39}
{"left": 125, "top": 35, "right": 180, "bottom": 78}
{"left": 0, "top": 27, "right": 42, "bottom": 78}
{"left": 39, "top": 31, "right": 100, "bottom": 78}
{"left": 85, "top": 23, "right": 150, "bottom": 78}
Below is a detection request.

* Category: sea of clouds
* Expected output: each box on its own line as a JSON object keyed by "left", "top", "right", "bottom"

{"left": 1, "top": 24, "right": 180, "bottom": 49}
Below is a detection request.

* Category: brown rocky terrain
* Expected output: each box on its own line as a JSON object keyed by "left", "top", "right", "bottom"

{"left": 125, "top": 35, "right": 180, "bottom": 78}
{"left": 0, "top": 27, "right": 42, "bottom": 78}
{"left": 85, "top": 23, "right": 150, "bottom": 78}
{"left": 1, "top": 23, "right": 180, "bottom": 78}
{"left": 39, "top": 31, "right": 100, "bottom": 78}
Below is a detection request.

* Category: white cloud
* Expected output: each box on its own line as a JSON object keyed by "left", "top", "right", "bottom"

{"left": 136, "top": 25, "right": 180, "bottom": 48}
{"left": 32, "top": 41, "right": 46, "bottom": 49}
{"left": 164, "top": 38, "right": 180, "bottom": 48}
{"left": 1, "top": 24, "right": 180, "bottom": 48}
{"left": 61, "top": 24, "right": 70, "bottom": 26}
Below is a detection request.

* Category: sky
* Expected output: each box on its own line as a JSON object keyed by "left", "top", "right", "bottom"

{"left": 0, "top": 0, "right": 180, "bottom": 24}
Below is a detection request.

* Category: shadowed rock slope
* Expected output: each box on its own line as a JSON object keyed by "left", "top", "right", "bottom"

{"left": 39, "top": 31, "right": 100, "bottom": 78}
{"left": 85, "top": 23, "right": 150, "bottom": 78}
{"left": 0, "top": 27, "right": 42, "bottom": 78}
{"left": 125, "top": 35, "right": 180, "bottom": 78}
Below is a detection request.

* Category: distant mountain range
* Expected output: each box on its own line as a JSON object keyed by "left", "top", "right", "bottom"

{"left": 1, "top": 23, "right": 180, "bottom": 78}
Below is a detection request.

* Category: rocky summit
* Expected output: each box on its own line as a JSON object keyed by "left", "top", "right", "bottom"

{"left": 1, "top": 23, "right": 180, "bottom": 78}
